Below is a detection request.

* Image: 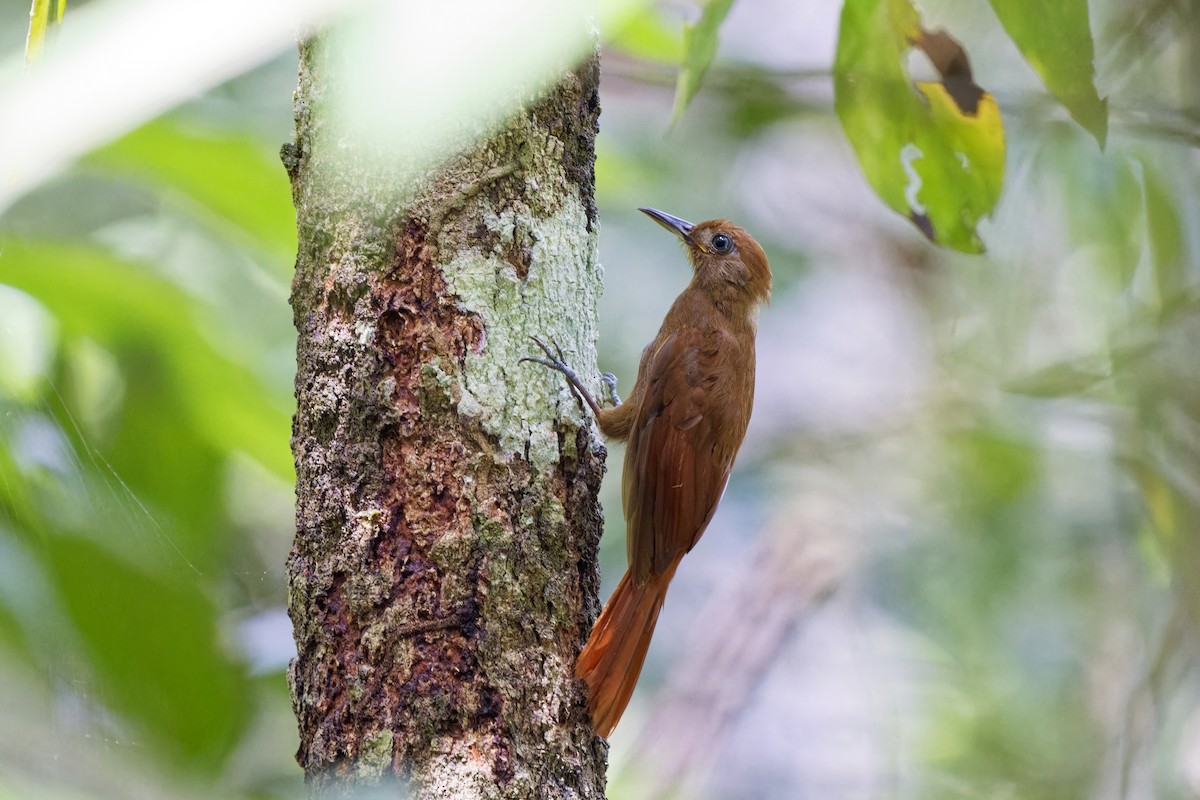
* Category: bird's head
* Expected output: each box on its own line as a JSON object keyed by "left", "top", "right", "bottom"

{"left": 639, "top": 207, "right": 772, "bottom": 309}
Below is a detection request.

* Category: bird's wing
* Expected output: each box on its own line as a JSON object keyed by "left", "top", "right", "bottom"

{"left": 622, "top": 326, "right": 742, "bottom": 585}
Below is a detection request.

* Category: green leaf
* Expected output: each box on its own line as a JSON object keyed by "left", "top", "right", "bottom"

{"left": 1082, "top": 159, "right": 1143, "bottom": 288}
{"left": 950, "top": 427, "right": 1038, "bottom": 513}
{"left": 1140, "top": 158, "right": 1185, "bottom": 306}
{"left": 834, "top": 0, "right": 1005, "bottom": 252}
{"left": 724, "top": 64, "right": 796, "bottom": 136}
{"left": 0, "top": 240, "right": 293, "bottom": 482}
{"left": 610, "top": 7, "right": 683, "bottom": 64}
{"left": 988, "top": 0, "right": 1107, "bottom": 148}
{"left": 0, "top": 530, "right": 48, "bottom": 666}
{"left": 23, "top": 0, "right": 66, "bottom": 62}
{"left": 1001, "top": 356, "right": 1109, "bottom": 397}
{"left": 44, "top": 533, "right": 250, "bottom": 768}
{"left": 670, "top": 0, "right": 736, "bottom": 126}
{"left": 24, "top": 0, "right": 51, "bottom": 62}
{"left": 0, "top": 286, "right": 57, "bottom": 400}
{"left": 0, "top": 406, "right": 41, "bottom": 536}
{"left": 85, "top": 119, "right": 296, "bottom": 267}
{"left": 1046, "top": 143, "right": 1142, "bottom": 288}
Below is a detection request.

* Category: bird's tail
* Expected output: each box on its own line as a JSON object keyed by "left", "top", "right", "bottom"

{"left": 575, "top": 563, "right": 678, "bottom": 737}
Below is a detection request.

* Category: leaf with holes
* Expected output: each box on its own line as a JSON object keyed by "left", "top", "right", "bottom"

{"left": 834, "top": 0, "right": 1005, "bottom": 252}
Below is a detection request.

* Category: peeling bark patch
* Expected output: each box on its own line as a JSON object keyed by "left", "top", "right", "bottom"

{"left": 382, "top": 219, "right": 484, "bottom": 356}
{"left": 371, "top": 221, "right": 527, "bottom": 788}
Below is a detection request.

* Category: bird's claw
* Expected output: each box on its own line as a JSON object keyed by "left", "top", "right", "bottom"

{"left": 600, "top": 372, "right": 622, "bottom": 407}
{"left": 521, "top": 335, "right": 587, "bottom": 387}
{"left": 521, "top": 336, "right": 575, "bottom": 377}
{"left": 522, "top": 335, "right": 609, "bottom": 418}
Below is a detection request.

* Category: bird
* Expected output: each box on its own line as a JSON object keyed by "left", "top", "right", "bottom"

{"left": 523, "top": 207, "right": 772, "bottom": 737}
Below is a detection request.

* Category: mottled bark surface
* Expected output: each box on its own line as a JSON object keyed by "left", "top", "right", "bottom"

{"left": 285, "top": 34, "right": 608, "bottom": 799}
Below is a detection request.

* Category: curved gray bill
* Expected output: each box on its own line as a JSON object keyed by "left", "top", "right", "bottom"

{"left": 639, "top": 207, "right": 694, "bottom": 242}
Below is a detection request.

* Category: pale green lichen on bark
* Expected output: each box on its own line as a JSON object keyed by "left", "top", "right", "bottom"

{"left": 448, "top": 191, "right": 604, "bottom": 471}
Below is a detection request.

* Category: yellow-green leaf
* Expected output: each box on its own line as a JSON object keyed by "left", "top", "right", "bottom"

{"left": 988, "top": 0, "right": 1107, "bottom": 147}
{"left": 24, "top": 0, "right": 51, "bottom": 62}
{"left": 834, "top": 0, "right": 1005, "bottom": 252}
{"left": 24, "top": 0, "right": 65, "bottom": 62}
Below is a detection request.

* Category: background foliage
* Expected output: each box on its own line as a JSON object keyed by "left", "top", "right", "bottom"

{"left": 2, "top": 0, "right": 1199, "bottom": 798}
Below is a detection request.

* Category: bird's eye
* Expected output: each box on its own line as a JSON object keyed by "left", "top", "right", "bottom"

{"left": 711, "top": 233, "right": 732, "bottom": 253}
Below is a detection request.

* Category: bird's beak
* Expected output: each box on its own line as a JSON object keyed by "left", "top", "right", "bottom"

{"left": 639, "top": 207, "right": 694, "bottom": 244}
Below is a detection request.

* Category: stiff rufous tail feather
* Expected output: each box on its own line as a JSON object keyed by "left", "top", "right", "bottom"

{"left": 575, "top": 561, "right": 679, "bottom": 737}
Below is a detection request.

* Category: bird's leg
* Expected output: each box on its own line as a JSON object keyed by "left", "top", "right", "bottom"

{"left": 521, "top": 336, "right": 604, "bottom": 418}
{"left": 600, "top": 373, "right": 622, "bottom": 407}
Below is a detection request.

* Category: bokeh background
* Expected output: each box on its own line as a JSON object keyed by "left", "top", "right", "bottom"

{"left": 2, "top": 0, "right": 1199, "bottom": 798}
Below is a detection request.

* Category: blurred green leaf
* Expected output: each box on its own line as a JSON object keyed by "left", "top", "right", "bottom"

{"left": 44, "top": 532, "right": 249, "bottom": 769}
{"left": 987, "top": 0, "right": 1107, "bottom": 148}
{"left": 723, "top": 65, "right": 796, "bottom": 137}
{"left": 923, "top": 674, "right": 1100, "bottom": 800}
{"left": 1127, "top": 458, "right": 1200, "bottom": 620}
{"left": 834, "top": 0, "right": 1005, "bottom": 252}
{"left": 1141, "top": 158, "right": 1185, "bottom": 306}
{"left": 1002, "top": 356, "right": 1108, "bottom": 397}
{"left": 86, "top": 119, "right": 296, "bottom": 267}
{"left": 1121, "top": 303, "right": 1200, "bottom": 620}
{"left": 950, "top": 427, "right": 1038, "bottom": 517}
{"left": 0, "top": 286, "right": 57, "bottom": 400}
{"left": 0, "top": 239, "right": 292, "bottom": 482}
{"left": 24, "top": 0, "right": 51, "bottom": 62}
{"left": 670, "top": 0, "right": 736, "bottom": 126}
{"left": 0, "top": 597, "right": 30, "bottom": 664}
{"left": 0, "top": 409, "right": 38, "bottom": 532}
{"left": 62, "top": 337, "right": 125, "bottom": 437}
{"left": 0, "top": 527, "right": 42, "bottom": 665}
{"left": 1058, "top": 149, "right": 1142, "bottom": 288}
{"left": 1134, "top": 520, "right": 1172, "bottom": 587}
{"left": 610, "top": 6, "right": 682, "bottom": 63}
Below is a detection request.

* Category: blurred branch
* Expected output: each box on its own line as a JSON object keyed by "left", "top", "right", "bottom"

{"left": 1096, "top": 0, "right": 1180, "bottom": 98}
{"left": 620, "top": 499, "right": 856, "bottom": 799}
{"left": 605, "top": 51, "right": 1200, "bottom": 148}
{"left": 1111, "top": 106, "right": 1200, "bottom": 149}
{"left": 604, "top": 51, "right": 832, "bottom": 88}
{"left": 1105, "top": 604, "right": 1196, "bottom": 800}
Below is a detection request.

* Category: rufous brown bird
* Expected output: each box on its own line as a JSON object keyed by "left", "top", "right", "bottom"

{"left": 524, "top": 207, "right": 772, "bottom": 737}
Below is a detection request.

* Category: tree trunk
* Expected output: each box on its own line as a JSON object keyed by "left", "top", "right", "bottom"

{"left": 284, "top": 32, "right": 608, "bottom": 799}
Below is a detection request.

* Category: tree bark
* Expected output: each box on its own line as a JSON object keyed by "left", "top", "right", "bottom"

{"left": 284, "top": 32, "right": 608, "bottom": 799}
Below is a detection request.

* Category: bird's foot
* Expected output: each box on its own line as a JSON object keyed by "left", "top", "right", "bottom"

{"left": 600, "top": 373, "right": 622, "bottom": 407}
{"left": 521, "top": 336, "right": 578, "bottom": 380}
{"left": 521, "top": 336, "right": 603, "bottom": 418}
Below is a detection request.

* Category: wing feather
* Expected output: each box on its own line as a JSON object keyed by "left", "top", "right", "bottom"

{"left": 622, "top": 325, "right": 749, "bottom": 584}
